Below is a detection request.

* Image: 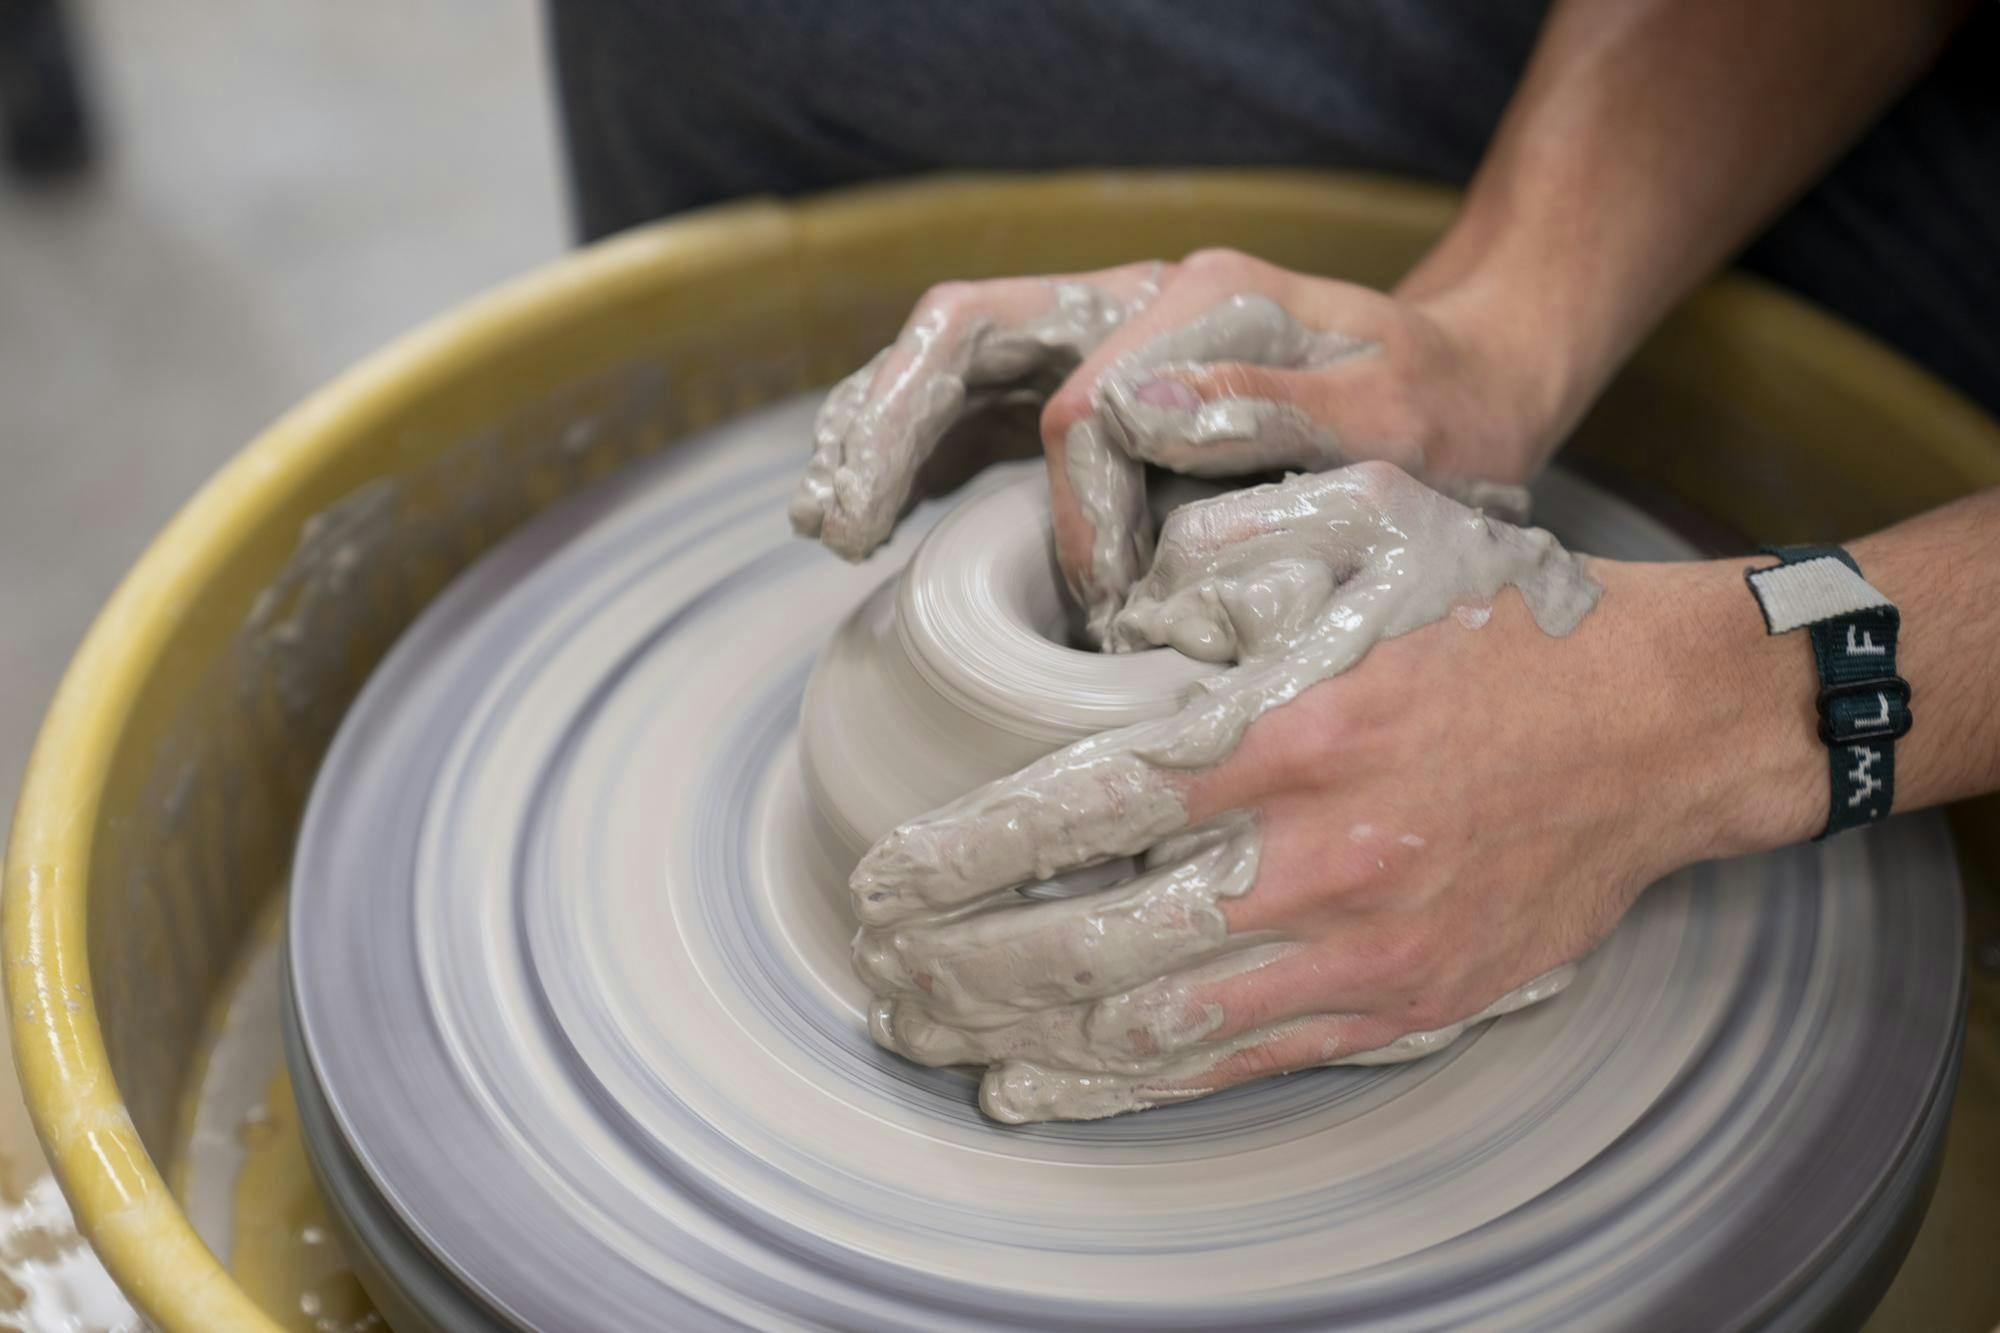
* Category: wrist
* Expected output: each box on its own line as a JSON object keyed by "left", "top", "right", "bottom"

{"left": 1599, "top": 559, "right": 1826, "bottom": 866}
{"left": 1401, "top": 273, "right": 1601, "bottom": 483}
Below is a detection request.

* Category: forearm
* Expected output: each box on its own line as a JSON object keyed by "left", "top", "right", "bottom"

{"left": 1844, "top": 491, "right": 2000, "bottom": 815}
{"left": 1637, "top": 489, "right": 2000, "bottom": 861}
{"left": 1397, "top": 0, "right": 1970, "bottom": 473}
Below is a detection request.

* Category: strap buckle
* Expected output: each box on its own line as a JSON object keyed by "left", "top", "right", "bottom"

{"left": 1816, "top": 675, "right": 1913, "bottom": 745}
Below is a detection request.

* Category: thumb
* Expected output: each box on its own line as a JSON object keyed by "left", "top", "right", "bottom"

{"left": 1098, "top": 362, "right": 1530, "bottom": 522}
{"left": 1096, "top": 359, "right": 1411, "bottom": 479}
{"left": 1042, "top": 384, "right": 1153, "bottom": 645}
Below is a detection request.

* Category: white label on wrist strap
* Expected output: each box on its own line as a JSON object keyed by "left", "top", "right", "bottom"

{"left": 1747, "top": 556, "right": 1892, "bottom": 635}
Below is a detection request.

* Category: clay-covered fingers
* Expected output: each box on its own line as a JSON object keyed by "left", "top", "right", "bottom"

{"left": 869, "top": 941, "right": 1289, "bottom": 1074}
{"left": 1098, "top": 354, "right": 1533, "bottom": 522}
{"left": 1050, "top": 259, "right": 1371, "bottom": 428}
{"left": 1051, "top": 413, "right": 1152, "bottom": 643}
{"left": 791, "top": 262, "right": 1164, "bottom": 560}
{"left": 1041, "top": 277, "right": 1377, "bottom": 620}
{"left": 974, "top": 963, "right": 1581, "bottom": 1123}
{"left": 849, "top": 721, "right": 1213, "bottom": 926}
{"left": 1098, "top": 363, "right": 1364, "bottom": 478}
{"left": 854, "top": 818, "right": 1258, "bottom": 1016}
{"left": 1095, "top": 351, "right": 1535, "bottom": 524}
{"left": 1105, "top": 466, "right": 1406, "bottom": 660}
{"left": 976, "top": 1012, "right": 1403, "bottom": 1124}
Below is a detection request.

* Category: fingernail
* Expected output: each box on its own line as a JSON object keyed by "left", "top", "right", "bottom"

{"left": 1134, "top": 377, "right": 1201, "bottom": 411}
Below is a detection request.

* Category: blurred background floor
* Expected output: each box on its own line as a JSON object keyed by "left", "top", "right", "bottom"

{"left": 1, "top": 0, "right": 565, "bottom": 846}
{"left": 0, "top": 1, "right": 561, "bottom": 1323}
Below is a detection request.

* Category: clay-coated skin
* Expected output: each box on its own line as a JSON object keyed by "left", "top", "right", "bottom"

{"left": 791, "top": 264, "right": 1162, "bottom": 566}
{"left": 793, "top": 256, "right": 1540, "bottom": 642}
{"left": 1084, "top": 296, "right": 1533, "bottom": 628}
{"left": 851, "top": 463, "right": 1605, "bottom": 1122}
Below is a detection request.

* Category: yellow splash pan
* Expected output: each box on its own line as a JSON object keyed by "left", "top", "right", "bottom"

{"left": 8, "top": 171, "right": 2000, "bottom": 1331}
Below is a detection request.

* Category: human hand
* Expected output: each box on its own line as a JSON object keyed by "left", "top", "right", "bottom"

{"left": 843, "top": 462, "right": 1723, "bottom": 1124}
{"left": 792, "top": 249, "right": 1562, "bottom": 640}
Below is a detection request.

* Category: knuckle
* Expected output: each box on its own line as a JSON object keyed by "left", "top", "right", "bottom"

{"left": 917, "top": 279, "right": 977, "bottom": 317}
{"left": 1039, "top": 385, "right": 1093, "bottom": 446}
{"left": 1243, "top": 713, "right": 1318, "bottom": 792}
{"left": 1286, "top": 696, "right": 1350, "bottom": 771}
{"left": 1180, "top": 246, "right": 1258, "bottom": 281}
{"left": 1344, "top": 457, "right": 1409, "bottom": 490}
{"left": 852, "top": 927, "right": 915, "bottom": 993}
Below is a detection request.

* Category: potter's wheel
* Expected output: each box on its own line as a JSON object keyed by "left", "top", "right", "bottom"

{"left": 286, "top": 397, "right": 1964, "bottom": 1331}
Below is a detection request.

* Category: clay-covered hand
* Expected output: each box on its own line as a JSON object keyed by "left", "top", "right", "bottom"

{"left": 844, "top": 462, "right": 1707, "bottom": 1124}
{"left": 791, "top": 249, "right": 1556, "bottom": 639}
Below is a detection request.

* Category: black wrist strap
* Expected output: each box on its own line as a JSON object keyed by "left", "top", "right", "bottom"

{"left": 1745, "top": 545, "right": 1911, "bottom": 839}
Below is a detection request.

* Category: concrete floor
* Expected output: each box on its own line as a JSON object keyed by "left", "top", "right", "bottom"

{"left": 0, "top": 1, "right": 561, "bottom": 1325}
